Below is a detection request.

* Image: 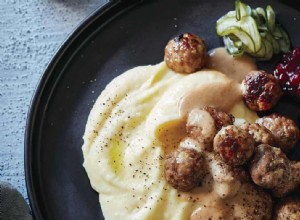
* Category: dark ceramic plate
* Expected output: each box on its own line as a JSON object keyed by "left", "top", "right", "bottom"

{"left": 25, "top": 0, "right": 300, "bottom": 219}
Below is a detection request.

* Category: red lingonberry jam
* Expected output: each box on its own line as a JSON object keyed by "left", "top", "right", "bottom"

{"left": 274, "top": 47, "right": 300, "bottom": 99}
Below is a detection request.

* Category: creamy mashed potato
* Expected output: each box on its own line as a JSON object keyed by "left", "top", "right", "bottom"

{"left": 82, "top": 51, "right": 260, "bottom": 219}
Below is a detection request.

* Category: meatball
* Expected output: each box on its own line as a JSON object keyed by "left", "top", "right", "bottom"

{"left": 250, "top": 144, "right": 291, "bottom": 189}
{"left": 239, "top": 123, "right": 275, "bottom": 146}
{"left": 164, "top": 33, "right": 207, "bottom": 73}
{"left": 164, "top": 148, "right": 205, "bottom": 191}
{"left": 274, "top": 197, "right": 300, "bottom": 220}
{"left": 230, "top": 183, "right": 273, "bottom": 220}
{"left": 203, "top": 106, "right": 235, "bottom": 131}
{"left": 213, "top": 125, "right": 255, "bottom": 166}
{"left": 186, "top": 108, "right": 216, "bottom": 150}
{"left": 256, "top": 114, "right": 300, "bottom": 153}
{"left": 241, "top": 70, "right": 282, "bottom": 111}
{"left": 272, "top": 161, "right": 300, "bottom": 198}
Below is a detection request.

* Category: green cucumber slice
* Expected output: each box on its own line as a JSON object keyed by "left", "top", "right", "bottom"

{"left": 254, "top": 7, "right": 267, "bottom": 23}
{"left": 235, "top": 0, "right": 251, "bottom": 20}
{"left": 247, "top": 38, "right": 273, "bottom": 60}
{"left": 266, "top": 5, "right": 275, "bottom": 33}
{"left": 261, "top": 38, "right": 273, "bottom": 60}
{"left": 246, "top": 40, "right": 266, "bottom": 58}
{"left": 252, "top": 8, "right": 268, "bottom": 32}
{"left": 272, "top": 25, "right": 283, "bottom": 39}
{"left": 268, "top": 34, "right": 280, "bottom": 54}
{"left": 223, "top": 36, "right": 244, "bottom": 56}
{"left": 217, "top": 14, "right": 261, "bottom": 52}
{"left": 239, "top": 16, "right": 261, "bottom": 51}
{"left": 216, "top": 0, "right": 291, "bottom": 60}
{"left": 277, "top": 26, "right": 291, "bottom": 52}
{"left": 218, "top": 26, "right": 256, "bottom": 52}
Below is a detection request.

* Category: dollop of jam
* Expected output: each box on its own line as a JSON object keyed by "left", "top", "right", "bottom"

{"left": 274, "top": 47, "right": 300, "bottom": 99}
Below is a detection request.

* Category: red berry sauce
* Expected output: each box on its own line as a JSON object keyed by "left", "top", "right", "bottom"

{"left": 274, "top": 47, "right": 300, "bottom": 99}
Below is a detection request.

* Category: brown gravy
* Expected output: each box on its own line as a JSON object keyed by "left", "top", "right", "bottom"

{"left": 206, "top": 47, "right": 257, "bottom": 83}
{"left": 179, "top": 47, "right": 257, "bottom": 118}
{"left": 177, "top": 48, "right": 266, "bottom": 219}
{"left": 179, "top": 79, "right": 242, "bottom": 117}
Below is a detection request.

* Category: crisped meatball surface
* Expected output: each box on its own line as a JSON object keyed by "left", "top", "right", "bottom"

{"left": 256, "top": 114, "right": 300, "bottom": 153}
{"left": 164, "top": 147, "right": 205, "bottom": 191}
{"left": 213, "top": 125, "right": 255, "bottom": 166}
{"left": 239, "top": 123, "right": 275, "bottom": 146}
{"left": 229, "top": 183, "right": 273, "bottom": 220}
{"left": 250, "top": 144, "right": 290, "bottom": 189}
{"left": 274, "top": 197, "right": 300, "bottom": 220}
{"left": 164, "top": 33, "right": 207, "bottom": 73}
{"left": 241, "top": 70, "right": 282, "bottom": 111}
{"left": 203, "top": 106, "right": 235, "bottom": 131}
{"left": 272, "top": 161, "right": 300, "bottom": 198}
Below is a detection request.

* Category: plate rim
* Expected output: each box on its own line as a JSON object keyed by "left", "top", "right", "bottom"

{"left": 23, "top": 0, "right": 300, "bottom": 219}
{"left": 24, "top": 0, "right": 144, "bottom": 219}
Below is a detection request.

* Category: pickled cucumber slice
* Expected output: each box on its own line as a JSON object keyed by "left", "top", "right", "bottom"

{"left": 216, "top": 0, "right": 291, "bottom": 60}
{"left": 217, "top": 14, "right": 261, "bottom": 52}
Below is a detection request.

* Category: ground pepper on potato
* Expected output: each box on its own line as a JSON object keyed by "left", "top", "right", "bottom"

{"left": 83, "top": 24, "right": 299, "bottom": 218}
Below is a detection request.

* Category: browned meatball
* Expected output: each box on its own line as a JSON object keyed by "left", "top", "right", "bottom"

{"left": 272, "top": 161, "right": 300, "bottom": 198}
{"left": 274, "top": 197, "right": 300, "bottom": 220}
{"left": 203, "top": 106, "right": 235, "bottom": 131}
{"left": 164, "top": 147, "right": 205, "bottom": 191}
{"left": 213, "top": 125, "right": 255, "bottom": 166}
{"left": 229, "top": 183, "right": 273, "bottom": 220}
{"left": 239, "top": 123, "right": 275, "bottom": 146}
{"left": 186, "top": 108, "right": 216, "bottom": 150}
{"left": 250, "top": 144, "right": 291, "bottom": 189}
{"left": 241, "top": 70, "right": 282, "bottom": 111}
{"left": 164, "top": 33, "right": 207, "bottom": 73}
{"left": 256, "top": 114, "right": 300, "bottom": 153}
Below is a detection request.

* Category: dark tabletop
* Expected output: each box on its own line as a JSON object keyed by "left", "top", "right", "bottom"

{"left": 0, "top": 0, "right": 107, "bottom": 201}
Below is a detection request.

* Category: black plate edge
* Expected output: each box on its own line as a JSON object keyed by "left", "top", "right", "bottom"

{"left": 23, "top": 0, "right": 300, "bottom": 219}
{"left": 24, "top": 0, "right": 144, "bottom": 219}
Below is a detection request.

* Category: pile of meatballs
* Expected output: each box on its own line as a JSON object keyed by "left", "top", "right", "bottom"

{"left": 163, "top": 33, "right": 300, "bottom": 219}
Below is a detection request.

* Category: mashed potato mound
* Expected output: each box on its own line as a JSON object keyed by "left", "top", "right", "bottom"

{"left": 82, "top": 61, "right": 259, "bottom": 220}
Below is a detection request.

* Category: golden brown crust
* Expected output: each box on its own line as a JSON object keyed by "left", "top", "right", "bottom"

{"left": 164, "top": 147, "right": 205, "bottom": 191}
{"left": 239, "top": 123, "right": 275, "bottom": 146}
{"left": 274, "top": 197, "right": 300, "bottom": 220}
{"left": 203, "top": 106, "right": 235, "bottom": 131}
{"left": 164, "top": 33, "right": 207, "bottom": 73}
{"left": 272, "top": 161, "right": 300, "bottom": 198}
{"left": 256, "top": 114, "right": 300, "bottom": 153}
{"left": 241, "top": 70, "right": 282, "bottom": 111}
{"left": 213, "top": 125, "right": 255, "bottom": 166}
{"left": 250, "top": 144, "right": 291, "bottom": 189}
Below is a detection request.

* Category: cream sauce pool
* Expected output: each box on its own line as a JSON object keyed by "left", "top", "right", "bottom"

{"left": 206, "top": 47, "right": 257, "bottom": 83}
